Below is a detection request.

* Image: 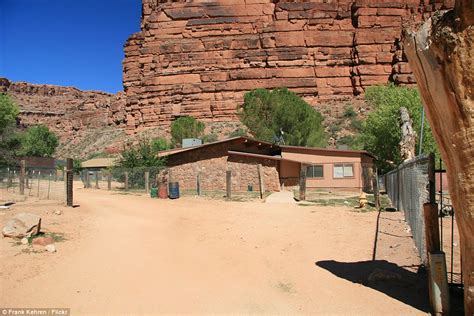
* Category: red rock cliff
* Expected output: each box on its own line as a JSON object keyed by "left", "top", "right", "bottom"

{"left": 122, "top": 0, "right": 453, "bottom": 132}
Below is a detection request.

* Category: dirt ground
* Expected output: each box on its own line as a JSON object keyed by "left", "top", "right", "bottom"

{"left": 0, "top": 188, "right": 431, "bottom": 315}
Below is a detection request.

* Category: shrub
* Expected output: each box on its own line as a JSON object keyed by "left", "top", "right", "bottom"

{"left": 170, "top": 116, "right": 205, "bottom": 147}
{"left": 342, "top": 105, "right": 357, "bottom": 118}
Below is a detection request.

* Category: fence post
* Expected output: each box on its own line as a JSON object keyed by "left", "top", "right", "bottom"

{"left": 226, "top": 170, "right": 232, "bottom": 201}
{"left": 107, "top": 174, "right": 112, "bottom": 190}
{"left": 257, "top": 164, "right": 264, "bottom": 199}
{"left": 145, "top": 171, "right": 150, "bottom": 194}
{"left": 63, "top": 167, "right": 67, "bottom": 203}
{"left": 19, "top": 160, "right": 25, "bottom": 195}
{"left": 299, "top": 164, "right": 306, "bottom": 201}
{"left": 47, "top": 172, "right": 52, "bottom": 199}
{"left": 197, "top": 172, "right": 201, "bottom": 196}
{"left": 95, "top": 171, "right": 99, "bottom": 189}
{"left": 428, "top": 153, "right": 436, "bottom": 205}
{"left": 373, "top": 168, "right": 380, "bottom": 209}
{"left": 85, "top": 170, "right": 90, "bottom": 188}
{"left": 66, "top": 158, "right": 73, "bottom": 207}
{"left": 37, "top": 171, "right": 41, "bottom": 197}
{"left": 124, "top": 171, "right": 129, "bottom": 191}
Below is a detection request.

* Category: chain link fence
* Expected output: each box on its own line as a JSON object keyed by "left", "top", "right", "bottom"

{"left": 0, "top": 166, "right": 66, "bottom": 201}
{"left": 382, "top": 155, "right": 432, "bottom": 263}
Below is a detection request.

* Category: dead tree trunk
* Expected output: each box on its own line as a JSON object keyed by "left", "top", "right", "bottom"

{"left": 399, "top": 106, "right": 417, "bottom": 161}
{"left": 403, "top": 2, "right": 473, "bottom": 313}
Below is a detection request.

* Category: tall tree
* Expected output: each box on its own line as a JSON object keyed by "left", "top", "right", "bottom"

{"left": 239, "top": 88, "right": 326, "bottom": 147}
{"left": 359, "top": 84, "right": 438, "bottom": 173}
{"left": 0, "top": 94, "right": 20, "bottom": 166}
{"left": 17, "top": 125, "right": 59, "bottom": 157}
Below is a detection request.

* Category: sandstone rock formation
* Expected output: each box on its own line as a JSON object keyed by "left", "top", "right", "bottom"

{"left": 2, "top": 213, "right": 41, "bottom": 238}
{"left": 0, "top": 78, "right": 128, "bottom": 158}
{"left": 122, "top": 0, "right": 453, "bottom": 132}
{"left": 403, "top": 1, "right": 473, "bottom": 313}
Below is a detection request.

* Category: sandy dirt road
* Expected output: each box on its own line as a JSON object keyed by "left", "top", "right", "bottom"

{"left": 1, "top": 188, "right": 428, "bottom": 315}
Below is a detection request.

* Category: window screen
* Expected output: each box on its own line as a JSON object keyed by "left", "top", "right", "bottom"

{"left": 333, "top": 164, "right": 354, "bottom": 178}
{"left": 306, "top": 165, "right": 323, "bottom": 178}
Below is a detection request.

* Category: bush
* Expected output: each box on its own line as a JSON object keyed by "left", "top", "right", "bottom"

{"left": 239, "top": 88, "right": 326, "bottom": 147}
{"left": 228, "top": 128, "right": 247, "bottom": 138}
{"left": 342, "top": 105, "right": 357, "bottom": 118}
{"left": 17, "top": 125, "right": 59, "bottom": 157}
{"left": 114, "top": 139, "right": 167, "bottom": 189}
{"left": 202, "top": 133, "right": 218, "bottom": 144}
{"left": 170, "top": 116, "right": 205, "bottom": 147}
{"left": 151, "top": 137, "right": 171, "bottom": 152}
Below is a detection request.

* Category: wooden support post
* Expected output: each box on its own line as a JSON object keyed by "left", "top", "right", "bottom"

{"left": 145, "top": 171, "right": 150, "bottom": 194}
{"left": 124, "top": 171, "right": 129, "bottom": 191}
{"left": 299, "top": 164, "right": 306, "bottom": 201}
{"left": 85, "top": 170, "right": 90, "bottom": 188}
{"left": 107, "top": 174, "right": 112, "bottom": 190}
{"left": 257, "top": 164, "right": 264, "bottom": 199}
{"left": 37, "top": 171, "right": 41, "bottom": 197}
{"left": 66, "top": 158, "right": 73, "bottom": 207}
{"left": 373, "top": 168, "right": 381, "bottom": 209}
{"left": 95, "top": 171, "right": 99, "bottom": 189}
{"left": 424, "top": 202, "right": 450, "bottom": 315}
{"left": 226, "top": 170, "right": 232, "bottom": 201}
{"left": 47, "top": 172, "right": 51, "bottom": 199}
{"left": 63, "top": 167, "right": 67, "bottom": 203}
{"left": 197, "top": 172, "right": 201, "bottom": 196}
{"left": 19, "top": 160, "right": 25, "bottom": 195}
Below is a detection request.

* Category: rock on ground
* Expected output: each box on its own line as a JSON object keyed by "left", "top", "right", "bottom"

{"left": 2, "top": 213, "right": 41, "bottom": 238}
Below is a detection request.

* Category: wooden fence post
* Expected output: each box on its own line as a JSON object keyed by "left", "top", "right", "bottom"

{"left": 66, "top": 158, "right": 73, "bottom": 207}
{"left": 226, "top": 170, "right": 232, "bottom": 201}
{"left": 37, "top": 171, "right": 41, "bottom": 197}
{"left": 424, "top": 202, "right": 450, "bottom": 314}
{"left": 257, "top": 164, "right": 264, "bottom": 199}
{"left": 299, "top": 164, "right": 306, "bottom": 201}
{"left": 197, "top": 172, "right": 201, "bottom": 196}
{"left": 95, "top": 171, "right": 99, "bottom": 189}
{"left": 19, "top": 160, "right": 25, "bottom": 195}
{"left": 107, "top": 174, "right": 112, "bottom": 190}
{"left": 145, "top": 171, "right": 150, "bottom": 194}
{"left": 124, "top": 171, "right": 129, "bottom": 191}
{"left": 373, "top": 168, "right": 381, "bottom": 209}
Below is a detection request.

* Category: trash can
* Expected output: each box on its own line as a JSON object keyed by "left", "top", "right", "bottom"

{"left": 158, "top": 184, "right": 168, "bottom": 199}
{"left": 150, "top": 187, "right": 158, "bottom": 198}
{"left": 169, "top": 182, "right": 180, "bottom": 199}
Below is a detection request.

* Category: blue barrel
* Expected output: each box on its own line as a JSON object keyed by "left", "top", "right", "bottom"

{"left": 169, "top": 182, "right": 180, "bottom": 199}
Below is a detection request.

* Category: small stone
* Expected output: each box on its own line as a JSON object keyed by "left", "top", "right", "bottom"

{"left": 54, "top": 210, "right": 62, "bottom": 215}
{"left": 21, "top": 238, "right": 28, "bottom": 245}
{"left": 45, "top": 244, "right": 56, "bottom": 253}
{"left": 32, "top": 236, "right": 55, "bottom": 246}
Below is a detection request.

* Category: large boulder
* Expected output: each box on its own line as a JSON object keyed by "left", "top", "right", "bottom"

{"left": 2, "top": 213, "right": 41, "bottom": 238}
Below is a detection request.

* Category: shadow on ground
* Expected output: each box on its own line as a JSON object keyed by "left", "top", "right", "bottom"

{"left": 315, "top": 260, "right": 430, "bottom": 313}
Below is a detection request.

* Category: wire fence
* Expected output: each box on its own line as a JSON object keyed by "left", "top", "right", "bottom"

{"left": 0, "top": 166, "right": 66, "bottom": 201}
{"left": 382, "top": 154, "right": 432, "bottom": 263}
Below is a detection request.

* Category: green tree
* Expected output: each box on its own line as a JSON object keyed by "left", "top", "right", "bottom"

{"left": 170, "top": 116, "right": 205, "bottom": 147}
{"left": 359, "top": 83, "right": 439, "bottom": 173}
{"left": 0, "top": 94, "right": 19, "bottom": 133}
{"left": 239, "top": 88, "right": 326, "bottom": 147}
{"left": 17, "top": 125, "right": 59, "bottom": 157}
{"left": 114, "top": 139, "right": 167, "bottom": 189}
{"left": 0, "top": 94, "right": 20, "bottom": 166}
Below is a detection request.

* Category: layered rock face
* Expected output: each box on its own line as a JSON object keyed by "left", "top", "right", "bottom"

{"left": 0, "top": 78, "right": 126, "bottom": 138}
{"left": 123, "top": 0, "right": 453, "bottom": 132}
{"left": 0, "top": 78, "right": 129, "bottom": 158}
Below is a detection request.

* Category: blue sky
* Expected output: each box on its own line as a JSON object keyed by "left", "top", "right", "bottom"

{"left": 0, "top": 0, "right": 141, "bottom": 93}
